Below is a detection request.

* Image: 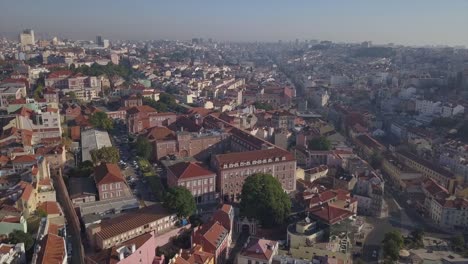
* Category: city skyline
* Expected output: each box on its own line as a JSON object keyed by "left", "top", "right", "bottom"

{"left": 1, "top": 0, "right": 468, "bottom": 46}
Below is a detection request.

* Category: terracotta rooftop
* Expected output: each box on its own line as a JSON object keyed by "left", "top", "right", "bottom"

{"left": 168, "top": 162, "right": 215, "bottom": 180}
{"left": 146, "top": 126, "right": 175, "bottom": 141}
{"left": 215, "top": 148, "right": 294, "bottom": 167}
{"left": 94, "top": 163, "right": 125, "bottom": 185}
{"left": 308, "top": 203, "right": 353, "bottom": 225}
{"left": 37, "top": 201, "right": 62, "bottom": 215}
{"left": 95, "top": 205, "right": 174, "bottom": 241}
{"left": 36, "top": 234, "right": 66, "bottom": 264}
{"left": 240, "top": 237, "right": 278, "bottom": 261}
{"left": 126, "top": 105, "right": 157, "bottom": 114}
{"left": 11, "top": 155, "right": 36, "bottom": 163}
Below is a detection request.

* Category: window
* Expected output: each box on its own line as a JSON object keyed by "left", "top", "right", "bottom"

{"left": 103, "top": 193, "right": 108, "bottom": 199}
{"left": 102, "top": 184, "right": 107, "bottom": 191}
{"left": 209, "top": 178, "right": 213, "bottom": 183}
{"left": 204, "top": 179, "right": 208, "bottom": 184}
{"left": 109, "top": 183, "right": 113, "bottom": 190}
{"left": 248, "top": 261, "right": 252, "bottom": 264}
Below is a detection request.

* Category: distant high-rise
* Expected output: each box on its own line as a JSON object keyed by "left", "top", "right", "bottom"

{"left": 19, "top": 29, "right": 35, "bottom": 46}
{"left": 96, "top": 35, "right": 103, "bottom": 46}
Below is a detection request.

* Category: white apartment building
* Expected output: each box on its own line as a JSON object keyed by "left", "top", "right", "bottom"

{"left": 0, "top": 83, "right": 27, "bottom": 108}
{"left": 19, "top": 29, "right": 35, "bottom": 46}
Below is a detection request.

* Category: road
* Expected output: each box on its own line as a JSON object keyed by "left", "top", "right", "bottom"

{"left": 362, "top": 187, "right": 450, "bottom": 263}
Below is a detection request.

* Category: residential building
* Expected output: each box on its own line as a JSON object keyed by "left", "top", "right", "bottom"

{"left": 170, "top": 245, "right": 214, "bottom": 264}
{"left": 93, "top": 163, "right": 131, "bottom": 201}
{"left": 237, "top": 237, "right": 278, "bottom": 264}
{"left": 0, "top": 83, "right": 27, "bottom": 108}
{"left": 397, "top": 150, "right": 460, "bottom": 193}
{"left": 69, "top": 177, "right": 97, "bottom": 205}
{"left": 167, "top": 162, "right": 217, "bottom": 204}
{"left": 19, "top": 29, "right": 35, "bottom": 46}
{"left": 353, "top": 173, "right": 384, "bottom": 217}
{"left": 126, "top": 105, "right": 176, "bottom": 134}
{"left": 192, "top": 222, "right": 229, "bottom": 264}
{"left": 80, "top": 129, "right": 112, "bottom": 162}
{"left": 86, "top": 204, "right": 178, "bottom": 249}
{"left": 0, "top": 243, "right": 26, "bottom": 264}
{"left": 211, "top": 148, "right": 296, "bottom": 202}
{"left": 86, "top": 231, "right": 160, "bottom": 264}
{"left": 31, "top": 218, "right": 67, "bottom": 264}
{"left": 382, "top": 154, "right": 422, "bottom": 190}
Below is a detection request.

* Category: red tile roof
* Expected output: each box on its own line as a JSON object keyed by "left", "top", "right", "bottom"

{"left": 36, "top": 234, "right": 66, "bottom": 264}
{"left": 94, "top": 205, "right": 173, "bottom": 241}
{"left": 11, "top": 155, "right": 36, "bottom": 163}
{"left": 94, "top": 163, "right": 125, "bottom": 185}
{"left": 37, "top": 201, "right": 62, "bottom": 215}
{"left": 308, "top": 204, "right": 353, "bottom": 225}
{"left": 48, "top": 70, "right": 72, "bottom": 79}
{"left": 146, "top": 126, "right": 175, "bottom": 141}
{"left": 240, "top": 237, "right": 278, "bottom": 261}
{"left": 168, "top": 162, "right": 215, "bottom": 180}
{"left": 193, "top": 221, "right": 228, "bottom": 252}
{"left": 127, "top": 105, "right": 157, "bottom": 114}
{"left": 215, "top": 148, "right": 294, "bottom": 167}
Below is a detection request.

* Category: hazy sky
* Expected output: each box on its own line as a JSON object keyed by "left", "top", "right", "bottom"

{"left": 1, "top": 0, "right": 468, "bottom": 46}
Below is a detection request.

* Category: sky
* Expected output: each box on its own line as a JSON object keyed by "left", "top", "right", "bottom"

{"left": 1, "top": 0, "right": 468, "bottom": 46}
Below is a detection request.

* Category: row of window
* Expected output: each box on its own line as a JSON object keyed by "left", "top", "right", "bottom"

{"left": 102, "top": 182, "right": 121, "bottom": 191}
{"left": 180, "top": 178, "right": 214, "bottom": 187}
{"left": 102, "top": 190, "right": 123, "bottom": 199}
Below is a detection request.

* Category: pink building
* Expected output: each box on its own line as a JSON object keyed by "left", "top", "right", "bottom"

{"left": 93, "top": 163, "right": 131, "bottom": 201}
{"left": 86, "top": 231, "right": 162, "bottom": 264}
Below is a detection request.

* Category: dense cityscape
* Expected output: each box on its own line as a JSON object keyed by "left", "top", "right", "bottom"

{"left": 1, "top": 13, "right": 468, "bottom": 264}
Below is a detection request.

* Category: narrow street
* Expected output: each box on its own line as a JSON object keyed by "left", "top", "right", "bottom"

{"left": 362, "top": 187, "right": 450, "bottom": 263}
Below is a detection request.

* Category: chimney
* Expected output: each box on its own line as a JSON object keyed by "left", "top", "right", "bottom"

{"left": 131, "top": 244, "right": 136, "bottom": 253}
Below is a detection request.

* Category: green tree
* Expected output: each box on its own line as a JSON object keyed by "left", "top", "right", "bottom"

{"left": 308, "top": 136, "right": 331, "bottom": 151}
{"left": 410, "top": 228, "right": 424, "bottom": 243}
{"left": 383, "top": 231, "right": 404, "bottom": 261}
{"left": 8, "top": 230, "right": 34, "bottom": 251}
{"left": 90, "top": 146, "right": 120, "bottom": 164}
{"left": 36, "top": 208, "right": 48, "bottom": 218}
{"left": 452, "top": 235, "right": 465, "bottom": 251}
{"left": 239, "top": 173, "right": 291, "bottom": 228}
{"left": 136, "top": 136, "right": 152, "bottom": 160}
{"left": 89, "top": 111, "right": 114, "bottom": 131}
{"left": 33, "top": 83, "right": 44, "bottom": 100}
{"left": 254, "top": 101, "right": 274, "bottom": 111}
{"left": 370, "top": 152, "right": 383, "bottom": 169}
{"left": 164, "top": 187, "right": 196, "bottom": 218}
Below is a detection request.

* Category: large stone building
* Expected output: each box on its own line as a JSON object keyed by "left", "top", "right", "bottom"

{"left": 211, "top": 148, "right": 296, "bottom": 202}
{"left": 167, "top": 162, "right": 217, "bottom": 204}
{"left": 126, "top": 105, "right": 176, "bottom": 134}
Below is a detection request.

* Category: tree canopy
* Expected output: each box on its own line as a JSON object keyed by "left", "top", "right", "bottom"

{"left": 89, "top": 111, "right": 113, "bottom": 131}
{"left": 452, "top": 234, "right": 465, "bottom": 251}
{"left": 8, "top": 230, "right": 34, "bottom": 251}
{"left": 164, "top": 187, "right": 196, "bottom": 218}
{"left": 239, "top": 173, "right": 291, "bottom": 228}
{"left": 254, "top": 101, "right": 274, "bottom": 111}
{"left": 142, "top": 94, "right": 186, "bottom": 113}
{"left": 383, "top": 231, "right": 404, "bottom": 261}
{"left": 136, "top": 136, "right": 152, "bottom": 160}
{"left": 90, "top": 146, "right": 120, "bottom": 164}
{"left": 73, "top": 60, "right": 133, "bottom": 80}
{"left": 308, "top": 136, "right": 332, "bottom": 151}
